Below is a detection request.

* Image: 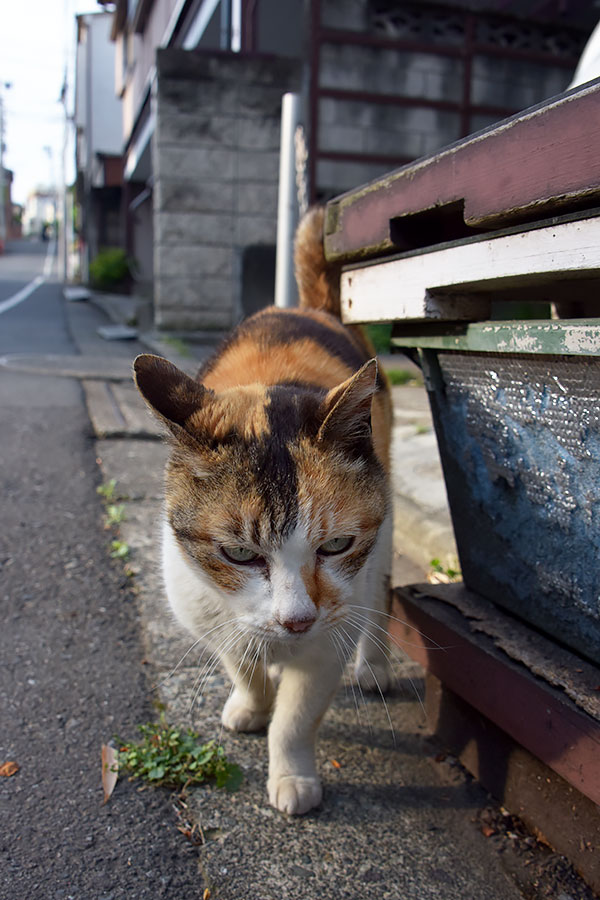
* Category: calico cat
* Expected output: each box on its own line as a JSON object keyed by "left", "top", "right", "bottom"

{"left": 133, "top": 207, "right": 393, "bottom": 815}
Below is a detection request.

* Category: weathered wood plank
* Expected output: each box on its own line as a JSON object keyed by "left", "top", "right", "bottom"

{"left": 325, "top": 79, "right": 600, "bottom": 263}
{"left": 340, "top": 215, "right": 600, "bottom": 324}
{"left": 391, "top": 319, "right": 600, "bottom": 356}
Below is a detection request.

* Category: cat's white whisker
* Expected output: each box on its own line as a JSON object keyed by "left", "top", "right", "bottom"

{"left": 348, "top": 604, "right": 449, "bottom": 653}
{"left": 344, "top": 612, "right": 427, "bottom": 717}
{"left": 151, "top": 617, "right": 240, "bottom": 692}
{"left": 189, "top": 625, "right": 248, "bottom": 715}
{"left": 336, "top": 635, "right": 368, "bottom": 726}
{"left": 248, "top": 638, "right": 266, "bottom": 696}
{"left": 215, "top": 632, "right": 263, "bottom": 746}
{"left": 329, "top": 630, "right": 364, "bottom": 725}
{"left": 337, "top": 624, "right": 377, "bottom": 735}
{"left": 349, "top": 637, "right": 397, "bottom": 746}
{"left": 344, "top": 614, "right": 399, "bottom": 671}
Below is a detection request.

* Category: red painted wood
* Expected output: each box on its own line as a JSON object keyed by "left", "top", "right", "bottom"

{"left": 390, "top": 588, "right": 600, "bottom": 807}
{"left": 325, "top": 80, "right": 600, "bottom": 261}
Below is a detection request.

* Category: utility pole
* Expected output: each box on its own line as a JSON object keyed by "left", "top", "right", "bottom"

{"left": 0, "top": 83, "right": 8, "bottom": 254}
{"left": 59, "top": 75, "right": 70, "bottom": 281}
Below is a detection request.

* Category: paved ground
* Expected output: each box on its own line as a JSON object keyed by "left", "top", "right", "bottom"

{"left": 1, "top": 272, "right": 596, "bottom": 899}
{"left": 0, "top": 265, "right": 213, "bottom": 899}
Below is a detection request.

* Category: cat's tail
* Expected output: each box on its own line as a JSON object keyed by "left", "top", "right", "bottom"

{"left": 294, "top": 206, "right": 342, "bottom": 318}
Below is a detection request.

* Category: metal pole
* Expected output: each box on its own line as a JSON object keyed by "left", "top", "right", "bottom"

{"left": 0, "top": 90, "right": 6, "bottom": 253}
{"left": 59, "top": 76, "right": 69, "bottom": 281}
{"left": 275, "top": 93, "right": 301, "bottom": 309}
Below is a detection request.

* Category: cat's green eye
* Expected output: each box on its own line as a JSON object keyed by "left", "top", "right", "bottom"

{"left": 318, "top": 536, "right": 354, "bottom": 556}
{"left": 222, "top": 546, "right": 261, "bottom": 564}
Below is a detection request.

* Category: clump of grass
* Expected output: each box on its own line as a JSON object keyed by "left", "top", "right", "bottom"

{"left": 110, "top": 540, "right": 130, "bottom": 560}
{"left": 105, "top": 503, "right": 126, "bottom": 527}
{"left": 429, "top": 558, "right": 462, "bottom": 583}
{"left": 97, "top": 479, "right": 117, "bottom": 502}
{"left": 97, "top": 479, "right": 131, "bottom": 562}
{"left": 386, "top": 368, "right": 423, "bottom": 387}
{"left": 115, "top": 718, "right": 242, "bottom": 792}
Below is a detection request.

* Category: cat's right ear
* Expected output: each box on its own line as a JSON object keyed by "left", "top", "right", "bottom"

{"left": 133, "top": 354, "right": 211, "bottom": 447}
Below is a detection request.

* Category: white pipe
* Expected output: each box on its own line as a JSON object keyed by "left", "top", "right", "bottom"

{"left": 275, "top": 93, "right": 301, "bottom": 309}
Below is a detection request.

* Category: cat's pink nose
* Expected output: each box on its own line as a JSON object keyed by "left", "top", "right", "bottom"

{"left": 278, "top": 616, "right": 315, "bottom": 633}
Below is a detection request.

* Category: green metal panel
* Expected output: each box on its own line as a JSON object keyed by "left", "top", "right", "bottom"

{"left": 392, "top": 319, "right": 600, "bottom": 357}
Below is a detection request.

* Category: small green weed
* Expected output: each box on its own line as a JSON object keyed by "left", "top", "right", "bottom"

{"left": 115, "top": 718, "right": 242, "bottom": 792}
{"left": 110, "top": 540, "right": 130, "bottom": 560}
{"left": 97, "top": 479, "right": 117, "bottom": 502}
{"left": 105, "top": 503, "right": 126, "bottom": 527}
{"left": 430, "top": 558, "right": 462, "bottom": 582}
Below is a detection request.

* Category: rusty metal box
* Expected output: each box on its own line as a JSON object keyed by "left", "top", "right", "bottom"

{"left": 414, "top": 331, "right": 600, "bottom": 664}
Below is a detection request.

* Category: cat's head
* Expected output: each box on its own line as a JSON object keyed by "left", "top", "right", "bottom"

{"left": 134, "top": 354, "right": 388, "bottom": 643}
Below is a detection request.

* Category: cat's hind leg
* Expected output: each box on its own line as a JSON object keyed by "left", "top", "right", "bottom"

{"left": 353, "top": 508, "right": 393, "bottom": 693}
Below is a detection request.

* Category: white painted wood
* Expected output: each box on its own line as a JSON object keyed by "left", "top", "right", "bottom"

{"left": 340, "top": 216, "right": 600, "bottom": 324}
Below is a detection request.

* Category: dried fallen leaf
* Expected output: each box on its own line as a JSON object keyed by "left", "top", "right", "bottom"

{"left": 0, "top": 761, "right": 19, "bottom": 777}
{"left": 481, "top": 825, "right": 496, "bottom": 838}
{"left": 101, "top": 744, "right": 119, "bottom": 803}
{"left": 330, "top": 759, "right": 341, "bottom": 769}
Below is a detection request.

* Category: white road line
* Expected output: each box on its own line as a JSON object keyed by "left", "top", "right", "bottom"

{"left": 43, "top": 240, "right": 56, "bottom": 278}
{"left": 0, "top": 275, "right": 46, "bottom": 316}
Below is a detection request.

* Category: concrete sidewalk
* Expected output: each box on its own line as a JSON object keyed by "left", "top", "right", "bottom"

{"left": 2, "top": 290, "right": 582, "bottom": 899}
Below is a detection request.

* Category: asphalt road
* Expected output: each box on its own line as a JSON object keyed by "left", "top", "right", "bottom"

{"left": 0, "top": 242, "right": 204, "bottom": 898}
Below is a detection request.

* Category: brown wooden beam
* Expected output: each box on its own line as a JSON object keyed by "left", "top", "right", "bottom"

{"left": 390, "top": 584, "right": 600, "bottom": 807}
{"left": 325, "top": 80, "right": 600, "bottom": 261}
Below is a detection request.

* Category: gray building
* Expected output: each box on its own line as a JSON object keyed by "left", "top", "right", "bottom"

{"left": 75, "top": 11, "right": 125, "bottom": 281}
{"left": 106, "top": 0, "right": 595, "bottom": 334}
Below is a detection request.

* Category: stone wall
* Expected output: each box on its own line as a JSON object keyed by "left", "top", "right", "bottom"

{"left": 153, "top": 50, "right": 300, "bottom": 332}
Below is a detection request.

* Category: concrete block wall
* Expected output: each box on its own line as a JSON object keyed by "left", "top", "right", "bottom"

{"left": 316, "top": 38, "right": 464, "bottom": 193}
{"left": 315, "top": 0, "right": 582, "bottom": 198}
{"left": 471, "top": 56, "right": 571, "bottom": 111}
{"left": 153, "top": 49, "right": 300, "bottom": 332}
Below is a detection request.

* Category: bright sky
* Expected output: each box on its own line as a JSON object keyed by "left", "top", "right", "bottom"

{"left": 0, "top": 0, "right": 102, "bottom": 206}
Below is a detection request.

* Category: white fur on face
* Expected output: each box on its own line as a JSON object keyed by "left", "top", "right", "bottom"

{"left": 269, "top": 523, "right": 318, "bottom": 635}
{"left": 162, "top": 515, "right": 365, "bottom": 651}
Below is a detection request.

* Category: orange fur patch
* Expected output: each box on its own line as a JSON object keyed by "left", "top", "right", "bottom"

{"left": 301, "top": 559, "right": 341, "bottom": 611}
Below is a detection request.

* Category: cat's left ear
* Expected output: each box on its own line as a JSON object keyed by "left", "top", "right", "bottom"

{"left": 133, "top": 354, "right": 211, "bottom": 446}
{"left": 317, "top": 359, "right": 378, "bottom": 446}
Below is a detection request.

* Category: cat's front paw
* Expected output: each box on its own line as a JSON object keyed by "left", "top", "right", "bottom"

{"left": 221, "top": 692, "right": 271, "bottom": 732}
{"left": 354, "top": 657, "right": 392, "bottom": 693}
{"left": 267, "top": 774, "right": 322, "bottom": 815}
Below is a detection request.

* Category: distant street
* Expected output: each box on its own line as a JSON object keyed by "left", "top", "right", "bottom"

{"left": 0, "top": 240, "right": 204, "bottom": 899}
{"left": 0, "top": 240, "right": 71, "bottom": 354}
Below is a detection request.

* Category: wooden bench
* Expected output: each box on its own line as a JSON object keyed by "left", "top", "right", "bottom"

{"left": 325, "top": 77, "right": 600, "bottom": 892}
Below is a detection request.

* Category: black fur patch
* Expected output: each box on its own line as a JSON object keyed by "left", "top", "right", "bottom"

{"left": 245, "top": 434, "right": 299, "bottom": 541}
